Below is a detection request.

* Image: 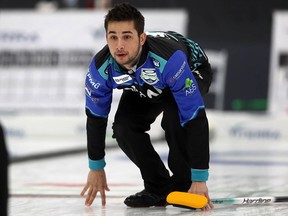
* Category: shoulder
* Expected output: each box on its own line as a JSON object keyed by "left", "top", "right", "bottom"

{"left": 94, "top": 45, "right": 111, "bottom": 70}
{"left": 90, "top": 45, "right": 112, "bottom": 80}
{"left": 146, "top": 31, "right": 189, "bottom": 60}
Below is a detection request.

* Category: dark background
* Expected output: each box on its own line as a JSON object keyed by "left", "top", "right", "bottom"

{"left": 1, "top": 0, "right": 288, "bottom": 111}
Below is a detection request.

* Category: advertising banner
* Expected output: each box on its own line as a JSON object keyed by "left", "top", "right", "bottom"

{"left": 0, "top": 10, "right": 188, "bottom": 111}
{"left": 0, "top": 9, "right": 187, "bottom": 159}
{"left": 269, "top": 11, "right": 288, "bottom": 114}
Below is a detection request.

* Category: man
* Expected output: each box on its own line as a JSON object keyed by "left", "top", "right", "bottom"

{"left": 81, "top": 2, "right": 214, "bottom": 211}
{"left": 0, "top": 122, "right": 8, "bottom": 216}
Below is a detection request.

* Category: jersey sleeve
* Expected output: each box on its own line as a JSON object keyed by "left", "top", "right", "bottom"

{"left": 163, "top": 50, "right": 205, "bottom": 126}
{"left": 85, "top": 59, "right": 112, "bottom": 118}
{"left": 85, "top": 58, "right": 112, "bottom": 169}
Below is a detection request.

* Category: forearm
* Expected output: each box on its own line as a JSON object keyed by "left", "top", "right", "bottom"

{"left": 86, "top": 109, "right": 108, "bottom": 162}
{"left": 184, "top": 109, "right": 210, "bottom": 180}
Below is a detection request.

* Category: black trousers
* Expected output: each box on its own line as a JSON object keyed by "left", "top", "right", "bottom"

{"left": 112, "top": 90, "right": 192, "bottom": 196}
{"left": 0, "top": 123, "right": 8, "bottom": 216}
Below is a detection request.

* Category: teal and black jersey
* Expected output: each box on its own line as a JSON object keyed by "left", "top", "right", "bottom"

{"left": 85, "top": 31, "right": 211, "bottom": 166}
{"left": 85, "top": 31, "right": 211, "bottom": 126}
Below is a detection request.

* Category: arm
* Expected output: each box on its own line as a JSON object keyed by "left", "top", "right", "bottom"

{"left": 86, "top": 111, "right": 107, "bottom": 165}
{"left": 81, "top": 113, "right": 111, "bottom": 206}
{"left": 81, "top": 59, "right": 112, "bottom": 206}
{"left": 164, "top": 50, "right": 212, "bottom": 210}
{"left": 184, "top": 110, "right": 213, "bottom": 210}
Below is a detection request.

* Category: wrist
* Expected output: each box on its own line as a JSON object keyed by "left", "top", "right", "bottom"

{"left": 191, "top": 169, "right": 209, "bottom": 182}
{"left": 89, "top": 158, "right": 106, "bottom": 170}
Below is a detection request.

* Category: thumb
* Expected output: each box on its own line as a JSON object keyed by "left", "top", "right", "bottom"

{"left": 105, "top": 185, "right": 110, "bottom": 191}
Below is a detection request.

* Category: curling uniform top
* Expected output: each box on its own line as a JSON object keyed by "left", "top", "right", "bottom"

{"left": 85, "top": 31, "right": 211, "bottom": 181}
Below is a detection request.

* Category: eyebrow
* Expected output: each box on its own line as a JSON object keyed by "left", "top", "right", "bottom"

{"left": 108, "top": 30, "right": 133, "bottom": 34}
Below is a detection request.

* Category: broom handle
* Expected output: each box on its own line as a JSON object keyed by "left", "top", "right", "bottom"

{"left": 211, "top": 196, "right": 288, "bottom": 205}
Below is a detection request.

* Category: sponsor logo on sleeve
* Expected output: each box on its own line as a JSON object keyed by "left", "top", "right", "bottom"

{"left": 87, "top": 73, "right": 101, "bottom": 89}
{"left": 169, "top": 61, "right": 186, "bottom": 83}
{"left": 85, "top": 84, "right": 92, "bottom": 96}
{"left": 183, "top": 78, "right": 197, "bottom": 96}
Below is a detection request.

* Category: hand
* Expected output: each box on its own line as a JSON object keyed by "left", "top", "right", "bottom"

{"left": 188, "top": 182, "right": 214, "bottom": 211}
{"left": 81, "top": 169, "right": 110, "bottom": 206}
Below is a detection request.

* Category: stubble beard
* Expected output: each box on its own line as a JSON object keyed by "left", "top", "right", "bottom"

{"left": 117, "top": 42, "right": 141, "bottom": 70}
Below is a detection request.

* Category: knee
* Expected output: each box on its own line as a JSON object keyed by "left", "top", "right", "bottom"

{"left": 112, "top": 118, "right": 130, "bottom": 140}
{"left": 112, "top": 120, "right": 135, "bottom": 152}
{"left": 112, "top": 122, "right": 122, "bottom": 139}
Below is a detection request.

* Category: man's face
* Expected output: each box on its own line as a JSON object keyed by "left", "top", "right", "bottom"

{"left": 106, "top": 21, "right": 146, "bottom": 69}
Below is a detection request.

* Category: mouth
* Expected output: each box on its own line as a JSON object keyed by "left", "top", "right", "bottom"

{"left": 115, "top": 52, "right": 127, "bottom": 58}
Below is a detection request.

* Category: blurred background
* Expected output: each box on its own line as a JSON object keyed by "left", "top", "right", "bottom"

{"left": 0, "top": 0, "right": 288, "bottom": 162}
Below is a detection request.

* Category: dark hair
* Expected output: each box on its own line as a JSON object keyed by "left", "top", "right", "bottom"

{"left": 104, "top": 2, "right": 145, "bottom": 36}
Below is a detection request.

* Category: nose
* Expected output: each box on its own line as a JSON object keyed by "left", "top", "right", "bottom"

{"left": 116, "top": 39, "right": 124, "bottom": 50}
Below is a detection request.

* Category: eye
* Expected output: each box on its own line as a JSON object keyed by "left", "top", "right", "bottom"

{"left": 110, "top": 35, "right": 117, "bottom": 40}
{"left": 124, "top": 35, "right": 132, "bottom": 40}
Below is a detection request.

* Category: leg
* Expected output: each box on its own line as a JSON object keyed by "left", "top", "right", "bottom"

{"left": 112, "top": 90, "right": 170, "bottom": 195}
{"left": 161, "top": 92, "right": 192, "bottom": 192}
{"left": 0, "top": 122, "right": 8, "bottom": 216}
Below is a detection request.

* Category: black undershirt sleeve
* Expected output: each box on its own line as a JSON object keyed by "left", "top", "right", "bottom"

{"left": 86, "top": 109, "right": 108, "bottom": 160}
{"left": 184, "top": 109, "right": 210, "bottom": 169}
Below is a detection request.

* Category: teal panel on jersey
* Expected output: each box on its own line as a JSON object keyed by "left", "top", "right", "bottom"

{"left": 148, "top": 51, "right": 167, "bottom": 73}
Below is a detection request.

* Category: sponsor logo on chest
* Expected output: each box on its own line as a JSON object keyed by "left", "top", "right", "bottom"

{"left": 113, "top": 74, "right": 132, "bottom": 84}
{"left": 140, "top": 68, "right": 159, "bottom": 85}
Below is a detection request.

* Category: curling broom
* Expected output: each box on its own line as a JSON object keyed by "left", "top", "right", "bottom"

{"left": 166, "top": 191, "right": 288, "bottom": 209}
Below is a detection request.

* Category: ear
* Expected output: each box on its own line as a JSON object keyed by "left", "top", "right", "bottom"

{"left": 139, "top": 32, "right": 147, "bottom": 45}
